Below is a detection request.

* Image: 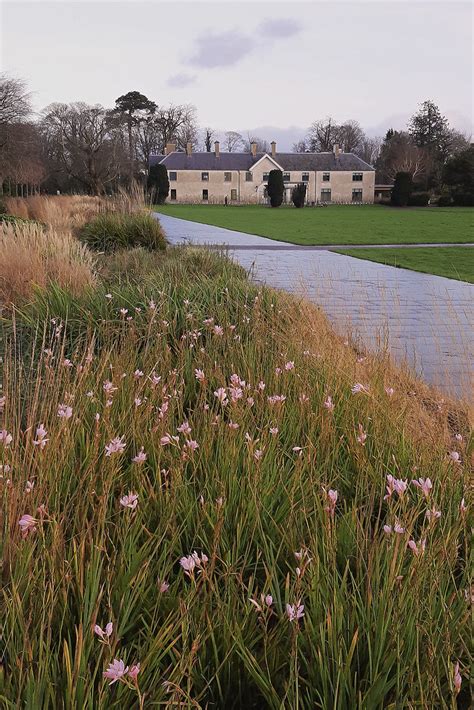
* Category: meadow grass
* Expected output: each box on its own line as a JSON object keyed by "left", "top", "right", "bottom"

{"left": 335, "top": 247, "right": 474, "bottom": 283}
{"left": 153, "top": 204, "right": 474, "bottom": 246}
{"left": 1, "top": 207, "right": 472, "bottom": 708}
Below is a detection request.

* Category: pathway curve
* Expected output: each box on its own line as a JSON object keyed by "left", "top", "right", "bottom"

{"left": 156, "top": 213, "right": 473, "bottom": 399}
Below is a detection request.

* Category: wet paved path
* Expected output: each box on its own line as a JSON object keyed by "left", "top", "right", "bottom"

{"left": 156, "top": 214, "right": 473, "bottom": 399}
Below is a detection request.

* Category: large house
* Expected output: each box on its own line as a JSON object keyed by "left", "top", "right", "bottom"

{"left": 150, "top": 141, "right": 375, "bottom": 204}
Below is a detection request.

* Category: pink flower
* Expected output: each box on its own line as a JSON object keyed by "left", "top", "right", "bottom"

{"left": 324, "top": 489, "right": 338, "bottom": 516}
{"left": 384, "top": 474, "right": 408, "bottom": 500}
{"left": 460, "top": 498, "right": 467, "bottom": 514}
{"left": 449, "top": 451, "right": 461, "bottom": 463}
{"left": 195, "top": 368, "right": 205, "bottom": 382}
{"left": 119, "top": 308, "right": 128, "bottom": 316}
{"left": 103, "top": 658, "right": 128, "bottom": 685}
{"left": 284, "top": 361, "right": 295, "bottom": 371}
{"left": 0, "top": 429, "right": 13, "bottom": 446}
{"left": 180, "top": 555, "right": 196, "bottom": 576}
{"left": 408, "top": 538, "right": 426, "bottom": 556}
{"left": 250, "top": 594, "right": 273, "bottom": 613}
{"left": 185, "top": 439, "right": 199, "bottom": 452}
{"left": 132, "top": 448, "right": 147, "bottom": 464}
{"left": 105, "top": 436, "right": 126, "bottom": 456}
{"left": 453, "top": 662, "right": 462, "bottom": 694}
{"left": 267, "top": 394, "right": 286, "bottom": 405}
{"left": 257, "top": 380, "right": 266, "bottom": 391}
{"left": 128, "top": 664, "right": 140, "bottom": 681}
{"left": 133, "top": 369, "right": 144, "bottom": 379}
{"left": 356, "top": 423, "right": 367, "bottom": 445}
{"left": 384, "top": 520, "right": 405, "bottom": 534}
{"left": 19, "top": 514, "right": 37, "bottom": 537}
{"left": 177, "top": 422, "right": 192, "bottom": 435}
{"left": 286, "top": 602, "right": 305, "bottom": 622}
{"left": 25, "top": 480, "right": 35, "bottom": 493}
{"left": 57, "top": 404, "right": 72, "bottom": 419}
{"left": 351, "top": 383, "right": 368, "bottom": 394}
{"left": 214, "top": 387, "right": 228, "bottom": 405}
{"left": 323, "top": 396, "right": 334, "bottom": 411}
{"left": 269, "top": 427, "right": 279, "bottom": 435}
{"left": 385, "top": 387, "right": 394, "bottom": 397}
{"left": 150, "top": 372, "right": 161, "bottom": 386}
{"left": 254, "top": 449, "right": 264, "bottom": 461}
{"left": 158, "top": 578, "right": 170, "bottom": 593}
{"left": 213, "top": 325, "right": 224, "bottom": 336}
{"left": 454, "top": 433, "right": 463, "bottom": 442}
{"left": 103, "top": 380, "right": 117, "bottom": 394}
{"left": 412, "top": 477, "right": 432, "bottom": 497}
{"left": 94, "top": 622, "right": 113, "bottom": 641}
{"left": 33, "top": 424, "right": 48, "bottom": 449}
{"left": 120, "top": 492, "right": 138, "bottom": 510}
{"left": 228, "top": 421, "right": 239, "bottom": 430}
{"left": 425, "top": 507, "right": 441, "bottom": 521}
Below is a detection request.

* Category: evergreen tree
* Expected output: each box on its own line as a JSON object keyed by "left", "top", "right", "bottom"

{"left": 291, "top": 183, "right": 306, "bottom": 208}
{"left": 147, "top": 164, "right": 169, "bottom": 204}
{"left": 114, "top": 91, "right": 157, "bottom": 184}
{"left": 409, "top": 100, "right": 450, "bottom": 158}
{"left": 391, "top": 171, "right": 413, "bottom": 207}
{"left": 267, "top": 169, "right": 284, "bottom": 207}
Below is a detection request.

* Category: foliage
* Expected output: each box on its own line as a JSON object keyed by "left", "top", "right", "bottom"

{"left": 79, "top": 211, "right": 166, "bottom": 252}
{"left": 147, "top": 164, "right": 169, "bottom": 204}
{"left": 391, "top": 172, "right": 413, "bottom": 207}
{"left": 407, "top": 191, "right": 430, "bottom": 207}
{"left": 291, "top": 182, "right": 307, "bottom": 208}
{"left": 113, "top": 91, "right": 157, "bottom": 183}
{"left": 452, "top": 192, "right": 474, "bottom": 207}
{"left": 443, "top": 146, "right": 474, "bottom": 194}
{"left": 267, "top": 169, "right": 284, "bottom": 208}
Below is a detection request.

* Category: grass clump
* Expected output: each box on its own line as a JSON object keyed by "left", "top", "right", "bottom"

{"left": 79, "top": 212, "right": 166, "bottom": 253}
{"left": 2, "top": 236, "right": 471, "bottom": 707}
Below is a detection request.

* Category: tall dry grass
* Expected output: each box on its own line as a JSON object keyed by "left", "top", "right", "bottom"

{"left": 0, "top": 220, "right": 97, "bottom": 304}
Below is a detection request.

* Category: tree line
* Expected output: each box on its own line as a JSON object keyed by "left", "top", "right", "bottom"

{"left": 0, "top": 73, "right": 471, "bottom": 198}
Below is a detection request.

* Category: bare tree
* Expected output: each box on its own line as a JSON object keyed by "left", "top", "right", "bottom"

{"left": 307, "top": 118, "right": 341, "bottom": 152}
{"left": 154, "top": 104, "right": 198, "bottom": 152}
{"left": 40, "top": 102, "right": 124, "bottom": 194}
{"left": 377, "top": 131, "right": 427, "bottom": 182}
{"left": 292, "top": 139, "right": 308, "bottom": 153}
{"left": 357, "top": 136, "right": 382, "bottom": 166}
{"left": 244, "top": 134, "right": 269, "bottom": 153}
{"left": 224, "top": 131, "right": 244, "bottom": 152}
{"left": 202, "top": 127, "right": 216, "bottom": 152}
{"left": 0, "top": 74, "right": 31, "bottom": 127}
{"left": 338, "top": 120, "right": 365, "bottom": 153}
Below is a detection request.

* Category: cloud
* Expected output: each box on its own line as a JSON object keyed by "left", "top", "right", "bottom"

{"left": 257, "top": 18, "right": 303, "bottom": 39}
{"left": 187, "top": 30, "right": 256, "bottom": 69}
{"left": 167, "top": 73, "right": 197, "bottom": 88}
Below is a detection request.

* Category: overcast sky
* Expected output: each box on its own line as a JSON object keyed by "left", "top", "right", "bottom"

{"left": 2, "top": 0, "right": 472, "bottom": 148}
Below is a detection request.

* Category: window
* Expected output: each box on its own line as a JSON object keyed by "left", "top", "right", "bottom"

{"left": 283, "top": 172, "right": 290, "bottom": 182}
{"left": 352, "top": 189, "right": 363, "bottom": 203}
{"left": 245, "top": 171, "right": 253, "bottom": 182}
{"left": 320, "top": 189, "right": 331, "bottom": 203}
{"left": 224, "top": 172, "right": 232, "bottom": 182}
{"left": 169, "top": 171, "right": 177, "bottom": 181}
{"left": 302, "top": 172, "right": 309, "bottom": 182}
{"left": 170, "top": 189, "right": 177, "bottom": 201}
{"left": 263, "top": 172, "right": 269, "bottom": 182}
{"left": 231, "top": 189, "right": 237, "bottom": 201}
{"left": 202, "top": 189, "right": 208, "bottom": 201}
{"left": 201, "top": 172, "right": 209, "bottom": 181}
{"left": 322, "top": 172, "right": 330, "bottom": 182}
{"left": 352, "top": 172, "right": 363, "bottom": 182}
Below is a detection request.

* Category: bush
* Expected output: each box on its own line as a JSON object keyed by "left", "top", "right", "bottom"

{"left": 79, "top": 211, "right": 166, "bottom": 252}
{"left": 407, "top": 192, "right": 430, "bottom": 207}
{"left": 452, "top": 191, "right": 474, "bottom": 206}
{"left": 267, "top": 169, "right": 284, "bottom": 208}
{"left": 147, "top": 164, "right": 170, "bottom": 204}
{"left": 437, "top": 194, "right": 453, "bottom": 207}
{"left": 391, "top": 172, "right": 413, "bottom": 207}
{"left": 291, "top": 183, "right": 307, "bottom": 208}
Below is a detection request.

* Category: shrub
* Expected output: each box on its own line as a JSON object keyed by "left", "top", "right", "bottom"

{"left": 79, "top": 211, "right": 166, "bottom": 252}
{"left": 437, "top": 194, "right": 453, "bottom": 207}
{"left": 147, "top": 164, "right": 170, "bottom": 204}
{"left": 407, "top": 192, "right": 430, "bottom": 206}
{"left": 291, "top": 183, "right": 307, "bottom": 208}
{"left": 267, "top": 169, "right": 284, "bottom": 208}
{"left": 391, "top": 172, "right": 413, "bottom": 206}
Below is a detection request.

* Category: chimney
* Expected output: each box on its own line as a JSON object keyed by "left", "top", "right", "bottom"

{"left": 271, "top": 141, "right": 276, "bottom": 158}
{"left": 250, "top": 141, "right": 257, "bottom": 157}
{"left": 165, "top": 142, "right": 176, "bottom": 155}
{"left": 186, "top": 142, "right": 192, "bottom": 156}
{"left": 214, "top": 140, "right": 220, "bottom": 158}
{"left": 333, "top": 143, "right": 341, "bottom": 158}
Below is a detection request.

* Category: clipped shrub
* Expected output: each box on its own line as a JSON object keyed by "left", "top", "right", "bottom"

{"left": 79, "top": 211, "right": 166, "bottom": 252}
{"left": 391, "top": 172, "right": 413, "bottom": 207}
{"left": 267, "top": 169, "right": 284, "bottom": 208}
{"left": 291, "top": 183, "right": 307, "bottom": 208}
{"left": 147, "top": 164, "right": 170, "bottom": 204}
{"left": 408, "top": 192, "right": 430, "bottom": 207}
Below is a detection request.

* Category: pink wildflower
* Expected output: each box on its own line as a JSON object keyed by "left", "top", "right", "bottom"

{"left": 57, "top": 403, "right": 72, "bottom": 419}
{"left": 128, "top": 664, "right": 140, "bottom": 681}
{"left": 323, "top": 396, "right": 334, "bottom": 411}
{"left": 286, "top": 602, "right": 305, "bottom": 622}
{"left": 449, "top": 451, "right": 461, "bottom": 463}
{"left": 213, "top": 325, "right": 224, "bottom": 336}
{"left": 133, "top": 369, "right": 143, "bottom": 379}
{"left": 356, "top": 423, "right": 367, "bottom": 445}
{"left": 460, "top": 498, "right": 467, "bottom": 514}
{"left": 195, "top": 368, "right": 205, "bottom": 382}
{"left": 185, "top": 439, "right": 199, "bottom": 452}
{"left": 385, "top": 387, "right": 394, "bottom": 397}
{"left": 408, "top": 538, "right": 426, "bottom": 556}
{"left": 269, "top": 427, "right": 279, "bottom": 435}
{"left": 103, "top": 658, "right": 128, "bottom": 685}
{"left": 324, "top": 488, "right": 338, "bottom": 516}
{"left": 412, "top": 477, "right": 432, "bottom": 497}
{"left": 132, "top": 448, "right": 147, "bottom": 464}
{"left": 0, "top": 429, "right": 13, "bottom": 446}
{"left": 158, "top": 578, "right": 170, "bottom": 593}
{"left": 33, "top": 424, "right": 48, "bottom": 449}
{"left": 284, "top": 361, "right": 295, "bottom": 371}
{"left": 351, "top": 383, "right": 368, "bottom": 394}
{"left": 120, "top": 492, "right": 138, "bottom": 510}
{"left": 94, "top": 622, "right": 113, "bottom": 641}
{"left": 425, "top": 507, "right": 441, "bottom": 521}
{"left": 177, "top": 422, "right": 192, "bottom": 435}
{"left": 105, "top": 436, "right": 126, "bottom": 456}
{"left": 19, "top": 514, "right": 37, "bottom": 537}
{"left": 214, "top": 387, "right": 228, "bottom": 405}
{"left": 453, "top": 662, "right": 462, "bottom": 694}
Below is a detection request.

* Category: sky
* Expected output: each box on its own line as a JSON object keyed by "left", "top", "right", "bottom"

{"left": 1, "top": 0, "right": 473, "bottom": 149}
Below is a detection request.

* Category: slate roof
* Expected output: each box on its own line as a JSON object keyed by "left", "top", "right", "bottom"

{"left": 149, "top": 151, "right": 374, "bottom": 172}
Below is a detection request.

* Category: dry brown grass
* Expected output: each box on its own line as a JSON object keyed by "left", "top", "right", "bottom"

{"left": 0, "top": 221, "right": 97, "bottom": 304}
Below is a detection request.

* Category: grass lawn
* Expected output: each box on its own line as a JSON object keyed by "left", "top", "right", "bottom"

{"left": 154, "top": 204, "right": 474, "bottom": 246}
{"left": 336, "top": 247, "right": 474, "bottom": 283}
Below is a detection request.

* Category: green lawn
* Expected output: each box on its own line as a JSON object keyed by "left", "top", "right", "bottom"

{"left": 336, "top": 247, "right": 474, "bottom": 283}
{"left": 154, "top": 204, "right": 474, "bottom": 246}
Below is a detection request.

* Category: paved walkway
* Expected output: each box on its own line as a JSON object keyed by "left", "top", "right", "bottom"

{"left": 156, "top": 213, "right": 473, "bottom": 399}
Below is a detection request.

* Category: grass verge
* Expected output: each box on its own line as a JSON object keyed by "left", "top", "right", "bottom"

{"left": 336, "top": 247, "right": 474, "bottom": 283}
